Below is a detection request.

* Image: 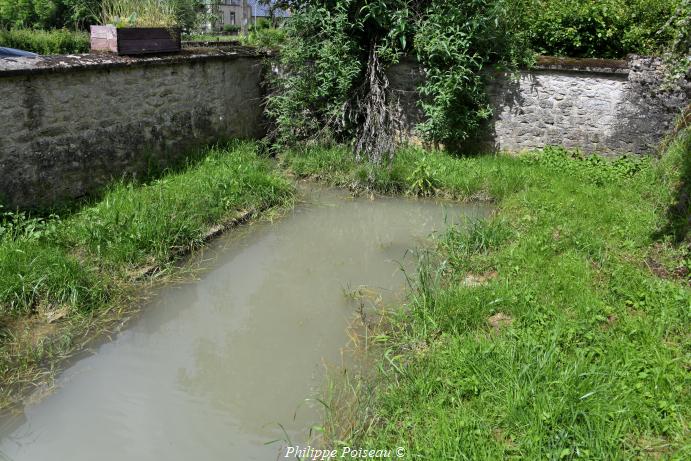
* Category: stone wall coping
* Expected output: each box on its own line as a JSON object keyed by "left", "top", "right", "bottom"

{"left": 533, "top": 55, "right": 630, "bottom": 74}
{"left": 0, "top": 49, "right": 639, "bottom": 79}
{"left": 395, "top": 54, "right": 632, "bottom": 75}
{"left": 0, "top": 47, "right": 266, "bottom": 78}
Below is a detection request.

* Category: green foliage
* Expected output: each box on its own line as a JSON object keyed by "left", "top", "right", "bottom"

{"left": 0, "top": 240, "right": 108, "bottom": 317}
{"left": 0, "top": 0, "right": 204, "bottom": 30}
{"left": 266, "top": 0, "right": 363, "bottom": 145}
{"left": 182, "top": 32, "right": 236, "bottom": 41}
{"left": 60, "top": 142, "right": 293, "bottom": 267}
{"left": 270, "top": 0, "right": 682, "bottom": 160}
{"left": 406, "top": 155, "right": 441, "bottom": 196}
{"left": 522, "top": 146, "right": 652, "bottom": 185}
{"left": 659, "top": 0, "right": 691, "bottom": 85}
{"left": 268, "top": 0, "right": 530, "bottom": 155}
{"left": 0, "top": 0, "right": 100, "bottom": 29}
{"left": 241, "top": 26, "right": 285, "bottom": 50}
{"left": 169, "top": 0, "right": 205, "bottom": 31}
{"left": 524, "top": 0, "right": 682, "bottom": 58}
{"left": 0, "top": 209, "right": 60, "bottom": 242}
{"left": 359, "top": 139, "right": 689, "bottom": 457}
{"left": 415, "top": 0, "right": 533, "bottom": 148}
{"left": 0, "top": 27, "right": 89, "bottom": 53}
{"left": 254, "top": 17, "right": 271, "bottom": 30}
{"left": 101, "top": 0, "right": 177, "bottom": 28}
{"left": 0, "top": 208, "right": 106, "bottom": 316}
{"left": 223, "top": 23, "right": 239, "bottom": 33}
{"left": 655, "top": 125, "right": 691, "bottom": 243}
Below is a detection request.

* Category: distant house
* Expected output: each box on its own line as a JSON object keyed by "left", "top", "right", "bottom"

{"left": 211, "top": 0, "right": 290, "bottom": 31}
{"left": 213, "top": 0, "right": 250, "bottom": 30}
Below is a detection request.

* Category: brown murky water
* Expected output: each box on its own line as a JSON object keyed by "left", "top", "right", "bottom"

{"left": 0, "top": 188, "right": 487, "bottom": 460}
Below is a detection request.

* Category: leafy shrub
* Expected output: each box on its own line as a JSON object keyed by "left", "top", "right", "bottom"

{"left": 0, "top": 28, "right": 89, "bottom": 54}
{"left": 659, "top": 0, "right": 691, "bottom": 85}
{"left": 0, "top": 0, "right": 100, "bottom": 29}
{"left": 254, "top": 18, "right": 271, "bottom": 30}
{"left": 0, "top": 208, "right": 60, "bottom": 242}
{"left": 415, "top": 0, "right": 533, "bottom": 148}
{"left": 406, "top": 155, "right": 442, "bottom": 196}
{"left": 169, "top": 0, "right": 205, "bottom": 31}
{"left": 268, "top": 0, "right": 531, "bottom": 159}
{"left": 243, "top": 27, "right": 285, "bottom": 49}
{"left": 266, "top": 1, "right": 362, "bottom": 145}
{"left": 524, "top": 0, "right": 681, "bottom": 58}
{"left": 223, "top": 23, "right": 240, "bottom": 33}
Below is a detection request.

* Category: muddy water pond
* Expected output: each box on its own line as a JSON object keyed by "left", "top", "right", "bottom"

{"left": 0, "top": 188, "right": 487, "bottom": 460}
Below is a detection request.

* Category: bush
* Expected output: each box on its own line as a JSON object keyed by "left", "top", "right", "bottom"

{"left": 0, "top": 28, "right": 90, "bottom": 54}
{"left": 254, "top": 18, "right": 271, "bottom": 30}
{"left": 524, "top": 0, "right": 681, "bottom": 58}
{"left": 243, "top": 26, "right": 285, "bottom": 49}
{"left": 415, "top": 0, "right": 533, "bottom": 148}
{"left": 223, "top": 23, "right": 240, "bottom": 33}
{"left": 268, "top": 0, "right": 531, "bottom": 159}
{"left": 0, "top": 0, "right": 99, "bottom": 29}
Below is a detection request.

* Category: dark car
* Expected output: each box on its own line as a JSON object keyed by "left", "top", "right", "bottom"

{"left": 0, "top": 47, "right": 38, "bottom": 58}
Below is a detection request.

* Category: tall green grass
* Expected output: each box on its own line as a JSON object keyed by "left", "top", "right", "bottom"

{"left": 285, "top": 137, "right": 690, "bottom": 458}
{"left": 0, "top": 141, "right": 293, "bottom": 407}
{"left": 0, "top": 29, "right": 89, "bottom": 54}
{"left": 0, "top": 142, "right": 292, "bottom": 320}
{"left": 61, "top": 144, "right": 293, "bottom": 267}
{"left": 101, "top": 0, "right": 177, "bottom": 28}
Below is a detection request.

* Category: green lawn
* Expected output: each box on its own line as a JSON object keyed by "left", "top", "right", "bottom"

{"left": 281, "top": 132, "right": 690, "bottom": 459}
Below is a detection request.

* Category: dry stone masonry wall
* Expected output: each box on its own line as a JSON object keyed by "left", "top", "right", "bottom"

{"left": 389, "top": 55, "right": 689, "bottom": 155}
{"left": 0, "top": 50, "right": 265, "bottom": 208}
{"left": 1, "top": 51, "right": 688, "bottom": 208}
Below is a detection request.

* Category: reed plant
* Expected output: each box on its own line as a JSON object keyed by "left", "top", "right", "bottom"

{"left": 101, "top": 0, "right": 177, "bottom": 28}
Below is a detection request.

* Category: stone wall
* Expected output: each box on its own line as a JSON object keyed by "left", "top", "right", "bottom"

{"left": 0, "top": 49, "right": 265, "bottom": 209}
{"left": 389, "top": 55, "right": 689, "bottom": 155}
{"left": 1, "top": 50, "right": 688, "bottom": 209}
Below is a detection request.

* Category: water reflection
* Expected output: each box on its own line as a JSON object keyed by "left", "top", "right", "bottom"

{"left": 0, "top": 188, "right": 488, "bottom": 460}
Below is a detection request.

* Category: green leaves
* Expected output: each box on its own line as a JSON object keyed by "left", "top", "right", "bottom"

{"left": 524, "top": 0, "right": 681, "bottom": 58}
{"left": 414, "top": 0, "right": 533, "bottom": 148}
{"left": 0, "top": 0, "right": 101, "bottom": 29}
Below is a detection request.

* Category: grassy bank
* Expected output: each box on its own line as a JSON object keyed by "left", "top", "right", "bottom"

{"left": 0, "top": 142, "right": 293, "bottom": 408}
{"left": 282, "top": 134, "right": 690, "bottom": 458}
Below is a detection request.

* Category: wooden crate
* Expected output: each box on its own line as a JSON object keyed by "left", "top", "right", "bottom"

{"left": 90, "top": 26, "right": 181, "bottom": 55}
